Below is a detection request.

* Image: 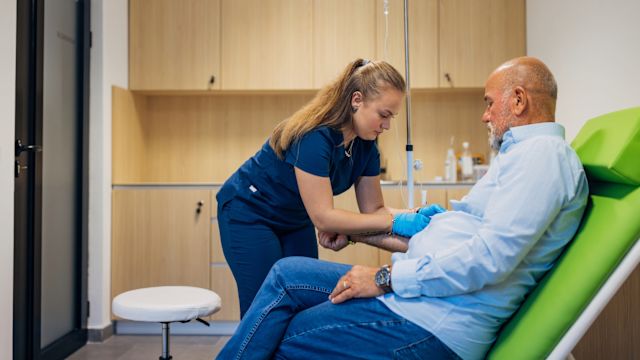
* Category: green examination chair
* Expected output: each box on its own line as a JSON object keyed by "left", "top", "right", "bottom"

{"left": 487, "top": 107, "right": 640, "bottom": 360}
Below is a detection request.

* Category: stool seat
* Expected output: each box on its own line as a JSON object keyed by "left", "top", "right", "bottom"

{"left": 113, "top": 286, "right": 221, "bottom": 323}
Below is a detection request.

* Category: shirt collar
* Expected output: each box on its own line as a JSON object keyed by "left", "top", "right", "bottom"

{"left": 499, "top": 122, "right": 565, "bottom": 153}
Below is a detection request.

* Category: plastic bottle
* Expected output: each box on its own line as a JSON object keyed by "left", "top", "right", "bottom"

{"left": 444, "top": 137, "right": 457, "bottom": 182}
{"left": 461, "top": 141, "right": 473, "bottom": 181}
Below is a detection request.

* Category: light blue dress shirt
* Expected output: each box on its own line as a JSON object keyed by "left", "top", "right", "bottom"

{"left": 379, "top": 122, "right": 588, "bottom": 360}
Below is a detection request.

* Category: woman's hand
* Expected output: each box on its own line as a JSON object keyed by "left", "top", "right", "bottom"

{"left": 391, "top": 213, "right": 430, "bottom": 237}
{"left": 318, "top": 231, "right": 350, "bottom": 251}
{"left": 329, "top": 265, "right": 384, "bottom": 304}
{"left": 417, "top": 204, "right": 447, "bottom": 218}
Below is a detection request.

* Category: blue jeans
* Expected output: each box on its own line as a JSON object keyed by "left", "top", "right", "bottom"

{"left": 218, "top": 199, "right": 318, "bottom": 318}
{"left": 217, "top": 257, "right": 461, "bottom": 360}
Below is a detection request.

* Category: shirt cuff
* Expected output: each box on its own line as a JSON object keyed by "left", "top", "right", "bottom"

{"left": 391, "top": 258, "right": 423, "bottom": 298}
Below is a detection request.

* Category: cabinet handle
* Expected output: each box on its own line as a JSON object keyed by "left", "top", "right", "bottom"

{"left": 209, "top": 75, "right": 215, "bottom": 85}
{"left": 196, "top": 200, "right": 204, "bottom": 214}
{"left": 444, "top": 73, "right": 453, "bottom": 87}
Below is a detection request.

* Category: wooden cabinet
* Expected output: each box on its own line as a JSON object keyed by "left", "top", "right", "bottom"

{"left": 210, "top": 266, "right": 240, "bottom": 321}
{"left": 376, "top": 0, "right": 439, "bottom": 88}
{"left": 220, "top": 0, "right": 313, "bottom": 90}
{"left": 111, "top": 189, "right": 212, "bottom": 301}
{"left": 439, "top": 0, "right": 526, "bottom": 87}
{"left": 129, "top": 0, "right": 221, "bottom": 91}
{"left": 381, "top": 0, "right": 525, "bottom": 89}
{"left": 209, "top": 190, "right": 241, "bottom": 321}
{"left": 312, "top": 0, "right": 377, "bottom": 88}
{"left": 128, "top": 0, "right": 524, "bottom": 91}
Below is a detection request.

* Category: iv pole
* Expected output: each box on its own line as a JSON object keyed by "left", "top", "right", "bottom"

{"left": 402, "top": 0, "right": 415, "bottom": 208}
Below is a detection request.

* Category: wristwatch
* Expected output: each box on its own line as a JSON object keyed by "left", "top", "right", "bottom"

{"left": 375, "top": 264, "right": 392, "bottom": 293}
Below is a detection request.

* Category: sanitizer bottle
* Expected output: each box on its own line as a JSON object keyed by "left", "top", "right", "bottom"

{"left": 461, "top": 141, "right": 473, "bottom": 181}
{"left": 444, "top": 137, "right": 457, "bottom": 182}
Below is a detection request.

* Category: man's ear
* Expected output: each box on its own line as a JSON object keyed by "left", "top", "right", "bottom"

{"left": 512, "top": 86, "right": 527, "bottom": 116}
{"left": 351, "top": 91, "right": 364, "bottom": 109}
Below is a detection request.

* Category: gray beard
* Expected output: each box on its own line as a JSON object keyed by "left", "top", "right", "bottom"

{"left": 489, "top": 132, "right": 502, "bottom": 151}
{"left": 488, "top": 123, "right": 503, "bottom": 151}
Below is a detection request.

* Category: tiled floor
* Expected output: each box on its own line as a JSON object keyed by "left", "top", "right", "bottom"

{"left": 67, "top": 335, "right": 230, "bottom": 359}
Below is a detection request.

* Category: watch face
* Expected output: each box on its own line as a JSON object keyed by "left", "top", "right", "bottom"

{"left": 375, "top": 267, "right": 390, "bottom": 287}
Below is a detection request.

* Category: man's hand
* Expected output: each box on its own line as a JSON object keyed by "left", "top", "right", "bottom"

{"left": 318, "top": 231, "right": 350, "bottom": 252}
{"left": 329, "top": 265, "right": 384, "bottom": 304}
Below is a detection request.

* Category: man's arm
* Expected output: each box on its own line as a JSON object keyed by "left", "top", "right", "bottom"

{"left": 351, "top": 233, "right": 409, "bottom": 253}
{"left": 318, "top": 231, "right": 409, "bottom": 253}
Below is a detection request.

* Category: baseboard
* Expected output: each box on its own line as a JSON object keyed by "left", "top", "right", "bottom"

{"left": 115, "top": 320, "right": 239, "bottom": 336}
{"left": 87, "top": 323, "right": 114, "bottom": 343}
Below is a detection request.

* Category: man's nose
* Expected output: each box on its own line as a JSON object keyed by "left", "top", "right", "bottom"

{"left": 381, "top": 119, "right": 391, "bottom": 130}
{"left": 481, "top": 110, "right": 490, "bottom": 123}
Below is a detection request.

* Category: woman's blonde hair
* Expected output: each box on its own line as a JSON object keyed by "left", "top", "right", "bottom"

{"left": 269, "top": 59, "right": 405, "bottom": 158}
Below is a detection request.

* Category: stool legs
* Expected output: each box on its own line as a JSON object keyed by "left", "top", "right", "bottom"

{"left": 160, "top": 322, "right": 172, "bottom": 360}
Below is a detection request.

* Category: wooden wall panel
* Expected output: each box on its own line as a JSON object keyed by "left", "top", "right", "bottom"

{"left": 112, "top": 87, "right": 148, "bottom": 183}
{"left": 378, "top": 90, "right": 489, "bottom": 182}
{"left": 112, "top": 92, "right": 314, "bottom": 184}
{"left": 573, "top": 264, "right": 640, "bottom": 359}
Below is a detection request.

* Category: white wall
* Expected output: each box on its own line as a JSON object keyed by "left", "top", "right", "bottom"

{"left": 0, "top": 1, "right": 16, "bottom": 358}
{"left": 527, "top": 0, "right": 640, "bottom": 141}
{"left": 88, "top": 0, "right": 128, "bottom": 331}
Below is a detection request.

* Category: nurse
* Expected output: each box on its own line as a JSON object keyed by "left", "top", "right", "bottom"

{"left": 217, "top": 59, "right": 438, "bottom": 317}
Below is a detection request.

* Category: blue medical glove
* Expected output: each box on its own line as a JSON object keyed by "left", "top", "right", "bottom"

{"left": 417, "top": 204, "right": 447, "bottom": 218}
{"left": 392, "top": 213, "right": 430, "bottom": 238}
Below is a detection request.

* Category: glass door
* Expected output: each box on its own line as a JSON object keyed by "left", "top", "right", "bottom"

{"left": 13, "top": 0, "right": 90, "bottom": 358}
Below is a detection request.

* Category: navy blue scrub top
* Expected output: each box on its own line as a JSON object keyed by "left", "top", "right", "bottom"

{"left": 216, "top": 127, "right": 381, "bottom": 230}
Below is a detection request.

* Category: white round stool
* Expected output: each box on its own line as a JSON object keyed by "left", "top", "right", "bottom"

{"left": 113, "top": 286, "right": 222, "bottom": 360}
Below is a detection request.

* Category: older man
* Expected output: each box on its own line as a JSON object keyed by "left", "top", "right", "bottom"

{"left": 216, "top": 57, "right": 589, "bottom": 360}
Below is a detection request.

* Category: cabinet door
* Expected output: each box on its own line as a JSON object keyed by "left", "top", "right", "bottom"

{"left": 210, "top": 266, "right": 240, "bottom": 321}
{"left": 129, "top": 0, "right": 221, "bottom": 91}
{"left": 376, "top": 0, "right": 438, "bottom": 88}
{"left": 221, "top": 0, "right": 313, "bottom": 90}
{"left": 111, "top": 189, "right": 211, "bottom": 301}
{"left": 313, "top": 0, "right": 377, "bottom": 88}
{"left": 439, "top": 0, "right": 526, "bottom": 87}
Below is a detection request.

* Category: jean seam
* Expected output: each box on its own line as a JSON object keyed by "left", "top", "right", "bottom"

{"left": 393, "top": 333, "right": 461, "bottom": 360}
{"left": 281, "top": 318, "right": 407, "bottom": 344}
{"left": 234, "top": 282, "right": 332, "bottom": 358}
{"left": 392, "top": 334, "right": 435, "bottom": 356}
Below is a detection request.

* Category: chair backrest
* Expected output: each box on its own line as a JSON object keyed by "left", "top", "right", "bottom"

{"left": 487, "top": 107, "right": 640, "bottom": 359}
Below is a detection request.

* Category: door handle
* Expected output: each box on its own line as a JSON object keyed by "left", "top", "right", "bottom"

{"left": 15, "top": 139, "right": 42, "bottom": 156}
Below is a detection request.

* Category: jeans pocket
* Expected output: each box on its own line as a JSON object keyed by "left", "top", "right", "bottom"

{"left": 393, "top": 334, "right": 460, "bottom": 360}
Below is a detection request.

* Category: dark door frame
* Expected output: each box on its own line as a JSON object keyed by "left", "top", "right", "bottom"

{"left": 13, "top": 0, "right": 90, "bottom": 358}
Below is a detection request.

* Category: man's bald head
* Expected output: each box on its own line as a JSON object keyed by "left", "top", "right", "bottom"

{"left": 492, "top": 56, "right": 558, "bottom": 120}
{"left": 482, "top": 57, "right": 558, "bottom": 150}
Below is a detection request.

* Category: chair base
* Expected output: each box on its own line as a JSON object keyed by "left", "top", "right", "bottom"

{"left": 161, "top": 322, "right": 172, "bottom": 360}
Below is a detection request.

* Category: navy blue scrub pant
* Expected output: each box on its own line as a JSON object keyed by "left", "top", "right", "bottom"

{"left": 218, "top": 198, "right": 318, "bottom": 318}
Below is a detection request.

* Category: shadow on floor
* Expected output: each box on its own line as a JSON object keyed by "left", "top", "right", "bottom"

{"left": 67, "top": 335, "right": 230, "bottom": 359}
